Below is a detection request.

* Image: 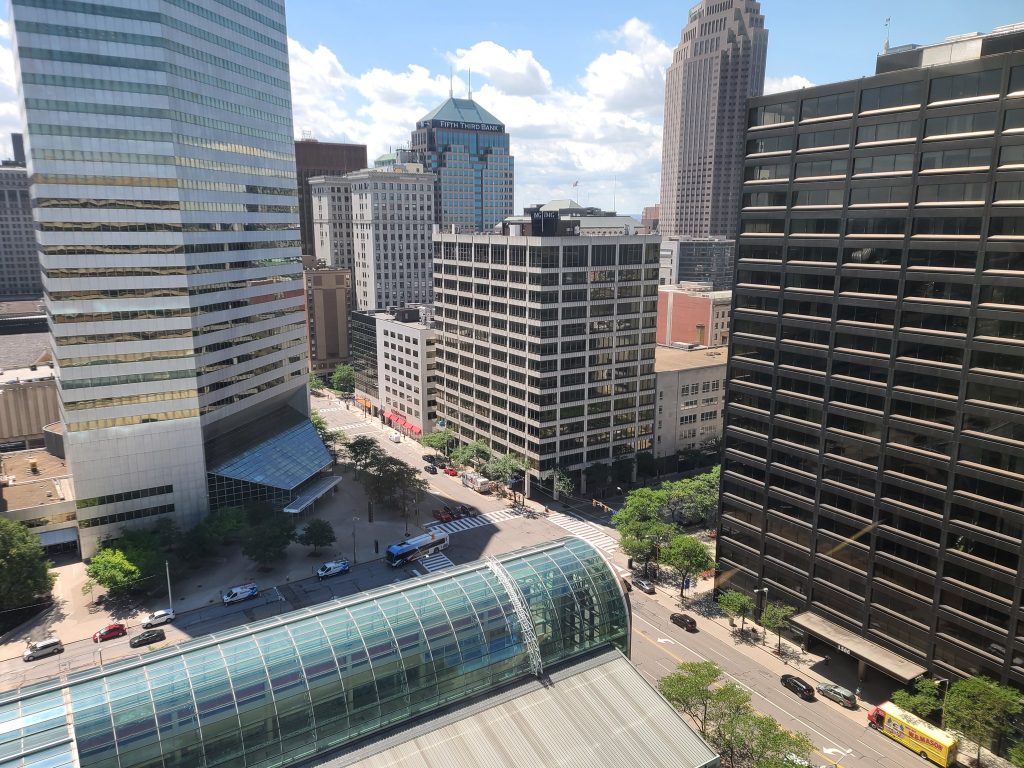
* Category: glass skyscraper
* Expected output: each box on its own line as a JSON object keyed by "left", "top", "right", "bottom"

{"left": 11, "top": 0, "right": 316, "bottom": 555}
{"left": 411, "top": 96, "right": 513, "bottom": 233}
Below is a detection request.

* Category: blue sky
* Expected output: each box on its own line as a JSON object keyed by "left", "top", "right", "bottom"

{"left": 1, "top": 1, "right": 1022, "bottom": 213}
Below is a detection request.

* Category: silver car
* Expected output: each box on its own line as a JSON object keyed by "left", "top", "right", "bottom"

{"left": 815, "top": 682, "right": 857, "bottom": 708}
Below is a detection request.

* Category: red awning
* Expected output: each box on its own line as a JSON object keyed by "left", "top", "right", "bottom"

{"left": 408, "top": 424, "right": 422, "bottom": 435}
{"left": 382, "top": 411, "right": 395, "bottom": 421}
{"left": 393, "top": 416, "right": 408, "bottom": 428}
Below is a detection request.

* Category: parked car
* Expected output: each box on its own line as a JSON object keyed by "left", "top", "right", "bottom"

{"left": 23, "top": 637, "right": 63, "bottom": 662}
{"left": 142, "top": 609, "right": 175, "bottom": 628}
{"left": 631, "top": 577, "right": 656, "bottom": 594}
{"left": 456, "top": 504, "right": 476, "bottom": 516}
{"left": 443, "top": 467, "right": 458, "bottom": 476}
{"left": 781, "top": 674, "right": 816, "bottom": 701}
{"left": 670, "top": 613, "right": 698, "bottom": 631}
{"left": 222, "top": 583, "right": 260, "bottom": 605}
{"left": 423, "top": 454, "right": 436, "bottom": 464}
{"left": 433, "top": 458, "right": 448, "bottom": 468}
{"left": 432, "top": 508, "right": 454, "bottom": 523}
{"left": 129, "top": 628, "right": 166, "bottom": 648}
{"left": 815, "top": 682, "right": 857, "bottom": 708}
{"left": 93, "top": 623, "right": 127, "bottom": 643}
{"left": 388, "top": 432, "right": 401, "bottom": 443}
{"left": 424, "top": 464, "right": 437, "bottom": 474}
{"left": 316, "top": 560, "right": 351, "bottom": 580}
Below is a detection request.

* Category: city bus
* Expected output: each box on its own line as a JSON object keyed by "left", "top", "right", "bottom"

{"left": 386, "top": 532, "right": 450, "bottom": 567}
{"left": 867, "top": 701, "right": 958, "bottom": 767}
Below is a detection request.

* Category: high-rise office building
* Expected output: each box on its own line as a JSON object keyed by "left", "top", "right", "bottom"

{"left": 719, "top": 27, "right": 1024, "bottom": 688}
{"left": 0, "top": 161, "right": 38, "bottom": 298}
{"left": 661, "top": 237, "right": 736, "bottom": 289}
{"left": 310, "top": 165, "right": 435, "bottom": 309}
{"left": 304, "top": 268, "right": 352, "bottom": 376}
{"left": 660, "top": 0, "right": 767, "bottom": 240}
{"left": 412, "top": 96, "right": 513, "bottom": 233}
{"left": 433, "top": 232, "right": 661, "bottom": 494}
{"left": 12, "top": 0, "right": 326, "bottom": 555}
{"left": 295, "top": 139, "right": 367, "bottom": 265}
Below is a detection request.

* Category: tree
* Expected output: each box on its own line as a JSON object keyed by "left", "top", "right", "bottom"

{"left": 367, "top": 456, "right": 429, "bottom": 535}
{"left": 658, "top": 660, "right": 723, "bottom": 738}
{"left": 308, "top": 372, "right": 326, "bottom": 393}
{"left": 715, "top": 708, "right": 815, "bottom": 768}
{"left": 450, "top": 439, "right": 491, "bottom": 467}
{"left": 330, "top": 363, "right": 355, "bottom": 393}
{"left": 662, "top": 467, "right": 721, "bottom": 525}
{"left": 891, "top": 677, "right": 943, "bottom": 721}
{"left": 612, "top": 487, "right": 674, "bottom": 577}
{"left": 759, "top": 601, "right": 796, "bottom": 652}
{"left": 241, "top": 515, "right": 295, "bottom": 570}
{"left": 485, "top": 452, "right": 527, "bottom": 504}
{"left": 944, "top": 676, "right": 1022, "bottom": 765}
{"left": 421, "top": 428, "right": 456, "bottom": 455}
{"left": 718, "top": 589, "right": 755, "bottom": 632}
{"left": 1007, "top": 741, "right": 1024, "bottom": 768}
{"left": 551, "top": 467, "right": 574, "bottom": 499}
{"left": 341, "top": 435, "right": 386, "bottom": 478}
{"left": 660, "top": 534, "right": 715, "bottom": 597}
{"left": 86, "top": 548, "right": 142, "bottom": 597}
{"left": 298, "top": 519, "right": 336, "bottom": 556}
{"left": 311, "top": 411, "right": 341, "bottom": 449}
{"left": 0, "top": 518, "right": 55, "bottom": 612}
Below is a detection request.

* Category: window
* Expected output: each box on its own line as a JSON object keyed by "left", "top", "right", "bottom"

{"left": 912, "top": 217, "right": 982, "bottom": 237}
{"left": 801, "top": 92, "right": 855, "bottom": 120}
{"left": 1005, "top": 109, "right": 1024, "bottom": 132}
{"left": 917, "top": 182, "right": 986, "bottom": 204}
{"left": 789, "top": 218, "right": 840, "bottom": 235}
{"left": 798, "top": 127, "right": 850, "bottom": 149}
{"left": 846, "top": 217, "right": 906, "bottom": 236}
{"left": 920, "top": 146, "right": 991, "bottom": 171}
{"left": 849, "top": 185, "right": 910, "bottom": 205}
{"left": 857, "top": 119, "right": 918, "bottom": 144}
{"left": 792, "top": 188, "right": 843, "bottom": 206}
{"left": 746, "top": 134, "right": 794, "bottom": 154}
{"left": 861, "top": 81, "right": 922, "bottom": 112}
{"left": 745, "top": 162, "right": 789, "bottom": 181}
{"left": 925, "top": 112, "right": 996, "bottom": 137}
{"left": 929, "top": 69, "right": 1001, "bottom": 102}
{"left": 749, "top": 101, "right": 797, "bottom": 128}
{"left": 990, "top": 217, "right": 1024, "bottom": 237}
{"left": 853, "top": 153, "right": 913, "bottom": 175}
{"left": 788, "top": 246, "right": 838, "bottom": 263}
{"left": 1000, "top": 145, "right": 1024, "bottom": 167}
{"left": 794, "top": 158, "right": 847, "bottom": 178}
{"left": 743, "top": 190, "right": 788, "bottom": 207}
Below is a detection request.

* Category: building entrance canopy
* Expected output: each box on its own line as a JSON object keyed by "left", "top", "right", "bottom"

{"left": 283, "top": 476, "right": 341, "bottom": 514}
{"left": 791, "top": 612, "right": 927, "bottom": 684}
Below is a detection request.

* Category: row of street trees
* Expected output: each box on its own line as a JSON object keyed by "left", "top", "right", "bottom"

{"left": 660, "top": 661, "right": 813, "bottom": 768}
{"left": 309, "top": 363, "right": 355, "bottom": 397}
{"left": 339, "top": 435, "right": 428, "bottom": 534}
{"left": 421, "top": 429, "right": 541, "bottom": 505}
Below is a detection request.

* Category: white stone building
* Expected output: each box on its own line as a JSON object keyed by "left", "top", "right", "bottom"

{"left": 376, "top": 307, "right": 437, "bottom": 436}
{"left": 654, "top": 346, "right": 728, "bottom": 459}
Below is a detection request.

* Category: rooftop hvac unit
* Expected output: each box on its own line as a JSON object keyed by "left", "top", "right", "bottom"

{"left": 29, "top": 458, "right": 38, "bottom": 473}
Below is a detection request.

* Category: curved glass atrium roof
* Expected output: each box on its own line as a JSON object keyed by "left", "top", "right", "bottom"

{"left": 0, "top": 537, "right": 628, "bottom": 768}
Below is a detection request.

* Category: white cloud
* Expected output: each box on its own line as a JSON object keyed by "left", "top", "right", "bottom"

{"left": 450, "top": 41, "right": 552, "bottom": 97}
{"left": 764, "top": 75, "right": 814, "bottom": 95}
{"left": 581, "top": 18, "right": 673, "bottom": 115}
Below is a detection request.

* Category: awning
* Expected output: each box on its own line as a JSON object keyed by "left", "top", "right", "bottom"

{"left": 393, "top": 416, "right": 408, "bottom": 428}
{"left": 38, "top": 527, "right": 78, "bottom": 546}
{"left": 382, "top": 411, "right": 395, "bottom": 421}
{"left": 790, "top": 611, "right": 928, "bottom": 684}
{"left": 408, "top": 424, "right": 422, "bottom": 435}
{"left": 284, "top": 476, "right": 342, "bottom": 514}
{"left": 356, "top": 397, "right": 372, "bottom": 410}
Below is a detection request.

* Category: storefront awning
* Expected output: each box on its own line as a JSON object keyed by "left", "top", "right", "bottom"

{"left": 38, "top": 527, "right": 78, "bottom": 546}
{"left": 790, "top": 611, "right": 928, "bottom": 684}
{"left": 356, "top": 397, "right": 372, "bottom": 410}
{"left": 284, "top": 476, "right": 342, "bottom": 514}
{"left": 408, "top": 424, "right": 422, "bottom": 435}
{"left": 394, "top": 416, "right": 408, "bottom": 428}
{"left": 382, "top": 411, "right": 395, "bottom": 421}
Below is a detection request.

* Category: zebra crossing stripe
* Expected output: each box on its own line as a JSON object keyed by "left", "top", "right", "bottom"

{"left": 546, "top": 512, "right": 619, "bottom": 553}
{"left": 419, "top": 553, "right": 454, "bottom": 572}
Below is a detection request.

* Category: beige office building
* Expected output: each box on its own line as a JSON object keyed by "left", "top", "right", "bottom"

{"left": 304, "top": 269, "right": 352, "bottom": 376}
{"left": 653, "top": 346, "right": 728, "bottom": 459}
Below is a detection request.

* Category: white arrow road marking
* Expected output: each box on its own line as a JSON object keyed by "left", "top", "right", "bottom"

{"left": 657, "top": 637, "right": 678, "bottom": 645}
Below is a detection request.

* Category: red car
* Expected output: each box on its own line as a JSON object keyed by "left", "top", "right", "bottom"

{"left": 93, "top": 623, "right": 127, "bottom": 643}
{"left": 443, "top": 467, "right": 458, "bottom": 477}
{"left": 432, "top": 508, "right": 454, "bottom": 523}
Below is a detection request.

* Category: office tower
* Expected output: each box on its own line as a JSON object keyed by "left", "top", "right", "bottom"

{"left": 660, "top": 0, "right": 767, "bottom": 240}
{"left": 433, "top": 232, "right": 661, "bottom": 494}
{"left": 653, "top": 346, "right": 727, "bottom": 461}
{"left": 641, "top": 204, "right": 660, "bottom": 233}
{"left": 719, "top": 27, "right": 1024, "bottom": 687}
{"left": 657, "top": 283, "right": 732, "bottom": 347}
{"left": 12, "top": 0, "right": 322, "bottom": 556}
{"left": 304, "top": 268, "right": 352, "bottom": 376}
{"left": 377, "top": 307, "right": 437, "bottom": 435}
{"left": 412, "top": 95, "right": 513, "bottom": 233}
{"left": 349, "top": 310, "right": 382, "bottom": 404}
{"left": 661, "top": 237, "right": 736, "bottom": 290}
{"left": 0, "top": 163, "right": 39, "bottom": 297}
{"left": 295, "top": 139, "right": 367, "bottom": 265}
{"left": 310, "top": 165, "right": 435, "bottom": 309}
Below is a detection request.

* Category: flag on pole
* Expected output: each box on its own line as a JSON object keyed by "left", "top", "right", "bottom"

{"left": 572, "top": 180, "right": 579, "bottom": 188}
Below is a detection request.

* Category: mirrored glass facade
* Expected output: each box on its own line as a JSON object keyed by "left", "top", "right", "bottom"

{"left": 0, "top": 538, "right": 628, "bottom": 768}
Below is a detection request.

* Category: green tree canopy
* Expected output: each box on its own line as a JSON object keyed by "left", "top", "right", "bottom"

{"left": 311, "top": 411, "right": 341, "bottom": 448}
{"left": 341, "top": 435, "right": 386, "bottom": 477}
{"left": 661, "top": 466, "right": 721, "bottom": 525}
{"left": 717, "top": 589, "right": 755, "bottom": 632}
{"left": 551, "top": 467, "right": 574, "bottom": 499}
{"left": 636, "top": 450, "right": 658, "bottom": 478}
{"left": 484, "top": 452, "right": 527, "bottom": 504}
{"left": 660, "top": 534, "right": 715, "bottom": 597}
{"left": 715, "top": 708, "right": 815, "bottom": 768}
{"left": 658, "top": 660, "right": 724, "bottom": 738}
{"left": 0, "top": 518, "right": 55, "bottom": 612}
{"left": 759, "top": 601, "right": 796, "bottom": 651}
{"left": 891, "top": 677, "right": 942, "bottom": 721}
{"left": 366, "top": 456, "right": 429, "bottom": 534}
{"left": 421, "top": 428, "right": 456, "bottom": 455}
{"left": 86, "top": 548, "right": 142, "bottom": 596}
{"left": 308, "top": 372, "right": 326, "bottom": 393}
{"left": 329, "top": 363, "right": 355, "bottom": 393}
{"left": 298, "top": 519, "right": 336, "bottom": 556}
{"left": 613, "top": 487, "right": 674, "bottom": 576}
{"left": 945, "top": 676, "right": 1022, "bottom": 765}
{"left": 241, "top": 514, "right": 295, "bottom": 570}
{"left": 450, "top": 439, "right": 491, "bottom": 467}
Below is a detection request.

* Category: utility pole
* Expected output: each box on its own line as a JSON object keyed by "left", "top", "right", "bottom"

{"left": 165, "top": 560, "right": 173, "bottom": 612}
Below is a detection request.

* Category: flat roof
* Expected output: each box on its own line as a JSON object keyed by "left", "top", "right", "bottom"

{"left": 0, "top": 364, "right": 56, "bottom": 385}
{"left": 655, "top": 346, "right": 729, "bottom": 373}
{"left": 0, "top": 299, "right": 44, "bottom": 317}
{"left": 314, "top": 650, "right": 719, "bottom": 768}
{"left": 0, "top": 449, "right": 73, "bottom": 512}
{"left": 791, "top": 612, "right": 928, "bottom": 684}
{"left": 0, "top": 332, "right": 49, "bottom": 370}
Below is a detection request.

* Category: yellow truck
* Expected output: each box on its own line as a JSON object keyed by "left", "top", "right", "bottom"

{"left": 867, "top": 701, "right": 958, "bottom": 766}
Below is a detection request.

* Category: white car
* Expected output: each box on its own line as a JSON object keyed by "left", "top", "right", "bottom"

{"left": 388, "top": 432, "right": 401, "bottom": 443}
{"left": 142, "top": 609, "right": 175, "bottom": 628}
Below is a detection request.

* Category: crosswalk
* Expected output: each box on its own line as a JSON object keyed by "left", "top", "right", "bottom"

{"left": 426, "top": 509, "right": 519, "bottom": 534}
{"left": 545, "top": 511, "right": 619, "bottom": 554}
{"left": 418, "top": 552, "right": 454, "bottom": 573}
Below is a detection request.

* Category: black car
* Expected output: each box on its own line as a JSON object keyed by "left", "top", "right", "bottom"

{"left": 781, "top": 674, "right": 816, "bottom": 701}
{"left": 456, "top": 504, "right": 476, "bottom": 516}
{"left": 129, "top": 629, "right": 166, "bottom": 648}
{"left": 670, "top": 613, "right": 697, "bottom": 632}
{"left": 433, "top": 458, "right": 448, "bottom": 468}
{"left": 424, "top": 464, "right": 437, "bottom": 474}
{"left": 423, "top": 455, "right": 436, "bottom": 464}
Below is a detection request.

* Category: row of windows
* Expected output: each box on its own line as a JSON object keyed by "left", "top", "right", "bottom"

{"left": 743, "top": 215, "right": 1024, "bottom": 238}
{"left": 745, "top": 180, "right": 1024, "bottom": 208}
{"left": 44, "top": 257, "right": 299, "bottom": 280}
{"left": 65, "top": 388, "right": 197, "bottom": 413}
{"left": 77, "top": 484, "right": 173, "bottom": 510}
{"left": 67, "top": 410, "right": 199, "bottom": 432}
{"left": 41, "top": 238, "right": 297, "bottom": 256}
{"left": 737, "top": 244, "right": 1022, "bottom": 271}
{"left": 78, "top": 503, "right": 175, "bottom": 528}
{"left": 750, "top": 65, "right": 1024, "bottom": 127}
{"left": 31, "top": 172, "right": 296, "bottom": 196}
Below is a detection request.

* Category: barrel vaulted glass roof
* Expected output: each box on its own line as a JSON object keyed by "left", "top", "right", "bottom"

{"left": 0, "top": 537, "right": 627, "bottom": 768}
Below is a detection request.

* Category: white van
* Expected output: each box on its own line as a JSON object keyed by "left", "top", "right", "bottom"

{"left": 316, "top": 560, "right": 351, "bottom": 580}
{"left": 222, "top": 583, "right": 260, "bottom": 605}
{"left": 23, "top": 636, "right": 63, "bottom": 662}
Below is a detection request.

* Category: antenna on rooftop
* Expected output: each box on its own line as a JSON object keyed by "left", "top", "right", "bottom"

{"left": 449, "top": 66, "right": 453, "bottom": 98}
{"left": 883, "top": 17, "right": 891, "bottom": 53}
{"left": 301, "top": 129, "right": 314, "bottom": 141}
{"left": 468, "top": 69, "right": 472, "bottom": 99}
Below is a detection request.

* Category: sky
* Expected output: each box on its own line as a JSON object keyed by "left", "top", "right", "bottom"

{"left": 0, "top": 1, "right": 1022, "bottom": 214}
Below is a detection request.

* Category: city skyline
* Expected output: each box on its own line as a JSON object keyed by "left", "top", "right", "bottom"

{"left": 0, "top": 3, "right": 1021, "bottom": 217}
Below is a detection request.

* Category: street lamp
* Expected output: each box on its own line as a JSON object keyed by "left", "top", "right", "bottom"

{"left": 352, "top": 516, "right": 359, "bottom": 564}
{"left": 754, "top": 586, "right": 769, "bottom": 634}
{"left": 935, "top": 677, "right": 950, "bottom": 726}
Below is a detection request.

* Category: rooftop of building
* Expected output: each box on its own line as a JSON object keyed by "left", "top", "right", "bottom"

{"left": 0, "top": 363, "right": 56, "bottom": 385}
{"left": 660, "top": 284, "right": 733, "bottom": 301}
{"left": 877, "top": 22, "right": 1024, "bottom": 73}
{"left": 655, "top": 345, "right": 729, "bottom": 373}
{"left": 0, "top": 448, "right": 73, "bottom": 512}
{"left": 0, "top": 298, "right": 44, "bottom": 317}
{"left": 417, "top": 96, "right": 504, "bottom": 129}
{"left": 0, "top": 332, "right": 50, "bottom": 371}
{"left": 434, "top": 231, "right": 661, "bottom": 243}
